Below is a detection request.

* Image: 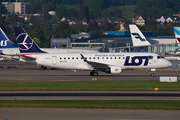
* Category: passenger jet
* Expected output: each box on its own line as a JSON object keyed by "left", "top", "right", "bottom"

{"left": 14, "top": 27, "right": 172, "bottom": 76}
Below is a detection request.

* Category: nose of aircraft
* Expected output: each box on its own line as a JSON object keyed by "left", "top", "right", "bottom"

{"left": 167, "top": 60, "right": 173, "bottom": 67}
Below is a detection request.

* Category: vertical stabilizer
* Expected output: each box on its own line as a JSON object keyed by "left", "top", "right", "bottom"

{"left": 173, "top": 27, "right": 180, "bottom": 43}
{"left": 0, "top": 28, "right": 18, "bottom": 48}
{"left": 14, "top": 27, "right": 47, "bottom": 55}
{"left": 129, "top": 24, "right": 151, "bottom": 46}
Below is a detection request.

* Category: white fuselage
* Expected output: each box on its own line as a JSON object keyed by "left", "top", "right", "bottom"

{"left": 33, "top": 52, "right": 172, "bottom": 71}
{"left": 0, "top": 48, "right": 98, "bottom": 55}
{"left": 0, "top": 48, "right": 99, "bottom": 60}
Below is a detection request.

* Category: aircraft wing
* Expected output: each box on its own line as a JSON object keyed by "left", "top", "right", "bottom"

{"left": 80, "top": 54, "right": 115, "bottom": 69}
{"left": 0, "top": 50, "right": 36, "bottom": 62}
{"left": 165, "top": 52, "right": 180, "bottom": 56}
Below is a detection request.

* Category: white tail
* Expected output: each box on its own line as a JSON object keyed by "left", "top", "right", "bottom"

{"left": 129, "top": 24, "right": 151, "bottom": 46}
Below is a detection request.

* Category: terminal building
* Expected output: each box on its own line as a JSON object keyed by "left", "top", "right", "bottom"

{"left": 51, "top": 31, "right": 176, "bottom": 52}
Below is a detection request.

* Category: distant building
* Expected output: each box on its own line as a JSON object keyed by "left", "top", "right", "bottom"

{"left": 94, "top": 18, "right": 125, "bottom": 26}
{"left": 2, "top": 1, "right": 30, "bottom": 15}
{"left": 134, "top": 16, "right": 145, "bottom": 26}
{"left": 156, "top": 15, "right": 180, "bottom": 24}
{"left": 156, "top": 16, "right": 166, "bottom": 23}
{"left": 60, "top": 17, "right": 76, "bottom": 22}
{"left": 48, "top": 11, "right": 56, "bottom": 16}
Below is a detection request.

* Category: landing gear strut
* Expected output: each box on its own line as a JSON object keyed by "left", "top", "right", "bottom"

{"left": 150, "top": 69, "right": 156, "bottom": 77}
{"left": 90, "top": 70, "right": 98, "bottom": 76}
{"left": 150, "top": 72, "right": 154, "bottom": 77}
{"left": 41, "top": 66, "right": 47, "bottom": 70}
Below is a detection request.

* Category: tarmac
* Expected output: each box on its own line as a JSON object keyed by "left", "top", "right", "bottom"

{"left": 0, "top": 61, "right": 180, "bottom": 120}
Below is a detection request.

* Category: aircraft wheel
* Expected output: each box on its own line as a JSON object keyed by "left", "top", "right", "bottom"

{"left": 150, "top": 73, "right": 154, "bottom": 77}
{"left": 41, "top": 66, "right": 47, "bottom": 70}
{"left": 90, "top": 71, "right": 98, "bottom": 76}
{"left": 90, "top": 72, "right": 93, "bottom": 76}
{"left": 93, "top": 72, "right": 98, "bottom": 76}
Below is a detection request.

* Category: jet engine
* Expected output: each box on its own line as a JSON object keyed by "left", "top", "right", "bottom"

{"left": 105, "top": 66, "right": 122, "bottom": 74}
{"left": 11, "top": 55, "right": 20, "bottom": 60}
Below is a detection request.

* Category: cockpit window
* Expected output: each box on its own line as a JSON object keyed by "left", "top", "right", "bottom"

{"left": 157, "top": 55, "right": 164, "bottom": 59}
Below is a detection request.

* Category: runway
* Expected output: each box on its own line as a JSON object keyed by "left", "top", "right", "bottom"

{"left": 0, "top": 90, "right": 180, "bottom": 100}
{"left": 1, "top": 107, "right": 180, "bottom": 120}
{"left": 1, "top": 61, "right": 180, "bottom": 120}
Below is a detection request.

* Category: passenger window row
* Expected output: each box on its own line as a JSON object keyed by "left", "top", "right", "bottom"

{"left": 59, "top": 57, "right": 125, "bottom": 60}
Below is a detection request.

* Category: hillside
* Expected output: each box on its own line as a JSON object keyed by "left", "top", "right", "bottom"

{"left": 117, "top": 5, "right": 136, "bottom": 19}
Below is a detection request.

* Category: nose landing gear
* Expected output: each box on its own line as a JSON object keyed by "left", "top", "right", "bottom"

{"left": 150, "top": 72, "right": 154, "bottom": 77}
{"left": 150, "top": 69, "right": 156, "bottom": 77}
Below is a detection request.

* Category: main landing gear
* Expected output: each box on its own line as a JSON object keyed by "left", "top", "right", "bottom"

{"left": 41, "top": 66, "right": 47, "bottom": 70}
{"left": 90, "top": 70, "right": 98, "bottom": 76}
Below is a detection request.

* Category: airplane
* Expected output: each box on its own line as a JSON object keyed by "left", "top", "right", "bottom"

{"left": 164, "top": 27, "right": 180, "bottom": 60}
{"left": 174, "top": 27, "right": 180, "bottom": 43}
{"left": 129, "top": 24, "right": 180, "bottom": 61}
{"left": 0, "top": 27, "right": 99, "bottom": 61}
{"left": 13, "top": 27, "right": 172, "bottom": 76}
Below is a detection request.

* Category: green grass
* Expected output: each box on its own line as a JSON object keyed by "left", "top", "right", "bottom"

{"left": 117, "top": 5, "right": 136, "bottom": 19}
{"left": 0, "top": 100, "right": 180, "bottom": 110}
{"left": 0, "top": 80, "right": 180, "bottom": 90}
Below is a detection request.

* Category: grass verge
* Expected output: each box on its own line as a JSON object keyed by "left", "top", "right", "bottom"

{"left": 0, "top": 80, "right": 180, "bottom": 90}
{"left": 0, "top": 100, "right": 180, "bottom": 110}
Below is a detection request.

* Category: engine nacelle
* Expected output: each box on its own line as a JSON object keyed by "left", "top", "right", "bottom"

{"left": 11, "top": 55, "right": 20, "bottom": 60}
{"left": 105, "top": 66, "right": 122, "bottom": 74}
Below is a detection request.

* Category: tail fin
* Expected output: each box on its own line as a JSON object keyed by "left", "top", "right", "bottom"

{"left": 14, "top": 27, "right": 47, "bottom": 55}
{"left": 55, "top": 44, "right": 60, "bottom": 49}
{"left": 129, "top": 24, "right": 151, "bottom": 46}
{"left": 173, "top": 27, "right": 180, "bottom": 43}
{"left": 0, "top": 28, "right": 18, "bottom": 48}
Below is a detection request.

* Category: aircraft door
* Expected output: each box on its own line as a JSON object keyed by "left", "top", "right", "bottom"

{"left": 148, "top": 56, "right": 153, "bottom": 64}
{"left": 52, "top": 56, "right": 57, "bottom": 65}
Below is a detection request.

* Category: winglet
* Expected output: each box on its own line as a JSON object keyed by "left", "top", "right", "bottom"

{"left": 55, "top": 44, "right": 59, "bottom": 49}
{"left": 14, "top": 27, "right": 47, "bottom": 55}
{"left": 80, "top": 54, "right": 87, "bottom": 62}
